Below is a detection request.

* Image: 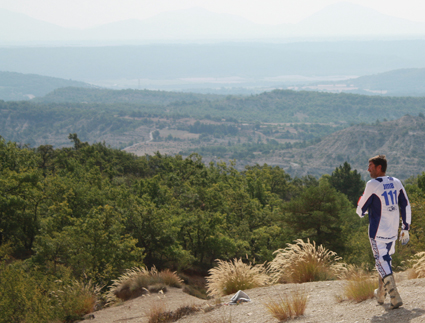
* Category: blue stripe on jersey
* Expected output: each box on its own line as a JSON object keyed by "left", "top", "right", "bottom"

{"left": 361, "top": 193, "right": 382, "bottom": 238}
{"left": 369, "top": 194, "right": 382, "bottom": 239}
{"left": 398, "top": 189, "right": 409, "bottom": 230}
{"left": 375, "top": 178, "right": 383, "bottom": 183}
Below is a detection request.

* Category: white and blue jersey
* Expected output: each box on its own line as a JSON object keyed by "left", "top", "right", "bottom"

{"left": 356, "top": 176, "right": 411, "bottom": 241}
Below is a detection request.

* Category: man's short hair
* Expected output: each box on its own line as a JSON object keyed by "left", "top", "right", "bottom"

{"left": 369, "top": 155, "right": 387, "bottom": 173}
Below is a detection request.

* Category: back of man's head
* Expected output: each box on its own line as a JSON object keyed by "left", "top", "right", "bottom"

{"left": 369, "top": 155, "right": 387, "bottom": 173}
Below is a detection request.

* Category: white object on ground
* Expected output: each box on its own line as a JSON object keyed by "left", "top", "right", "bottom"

{"left": 229, "top": 290, "right": 251, "bottom": 305}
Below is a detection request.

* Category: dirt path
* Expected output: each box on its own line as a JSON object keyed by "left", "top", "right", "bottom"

{"left": 85, "top": 277, "right": 425, "bottom": 323}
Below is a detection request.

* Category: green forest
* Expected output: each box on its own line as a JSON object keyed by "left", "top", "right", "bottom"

{"left": 2, "top": 135, "right": 425, "bottom": 321}
{"left": 37, "top": 87, "right": 425, "bottom": 123}
{"left": 2, "top": 87, "right": 425, "bottom": 150}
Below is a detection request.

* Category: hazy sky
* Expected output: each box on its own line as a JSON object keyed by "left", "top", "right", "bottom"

{"left": 2, "top": 0, "right": 425, "bottom": 28}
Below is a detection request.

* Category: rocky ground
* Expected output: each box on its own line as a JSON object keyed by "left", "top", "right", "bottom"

{"left": 83, "top": 275, "right": 425, "bottom": 323}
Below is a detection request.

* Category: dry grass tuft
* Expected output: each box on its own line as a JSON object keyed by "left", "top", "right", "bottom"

{"left": 206, "top": 258, "right": 270, "bottom": 297}
{"left": 147, "top": 303, "right": 199, "bottom": 323}
{"left": 340, "top": 267, "right": 377, "bottom": 303}
{"left": 204, "top": 306, "right": 233, "bottom": 323}
{"left": 268, "top": 239, "right": 345, "bottom": 283}
{"left": 158, "top": 269, "right": 183, "bottom": 287}
{"left": 147, "top": 303, "right": 169, "bottom": 323}
{"left": 106, "top": 266, "right": 183, "bottom": 303}
{"left": 264, "top": 288, "right": 308, "bottom": 321}
{"left": 404, "top": 252, "right": 425, "bottom": 279}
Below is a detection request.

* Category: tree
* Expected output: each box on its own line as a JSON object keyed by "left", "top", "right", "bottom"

{"left": 328, "top": 162, "right": 365, "bottom": 207}
{"left": 0, "top": 139, "right": 42, "bottom": 254}
{"left": 34, "top": 205, "right": 143, "bottom": 283}
{"left": 418, "top": 172, "right": 425, "bottom": 192}
{"left": 283, "top": 179, "right": 355, "bottom": 254}
{"left": 152, "top": 130, "right": 160, "bottom": 141}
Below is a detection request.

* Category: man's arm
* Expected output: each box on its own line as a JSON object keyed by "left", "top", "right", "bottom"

{"left": 398, "top": 184, "right": 411, "bottom": 231}
{"left": 356, "top": 181, "right": 375, "bottom": 218}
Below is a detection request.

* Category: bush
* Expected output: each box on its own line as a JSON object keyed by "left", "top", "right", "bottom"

{"left": 264, "top": 288, "right": 308, "bottom": 321}
{"left": 268, "top": 239, "right": 345, "bottom": 283}
{"left": 107, "top": 266, "right": 183, "bottom": 303}
{"left": 206, "top": 258, "right": 270, "bottom": 297}
{"left": 0, "top": 263, "right": 53, "bottom": 323}
{"left": 0, "top": 262, "right": 99, "bottom": 323}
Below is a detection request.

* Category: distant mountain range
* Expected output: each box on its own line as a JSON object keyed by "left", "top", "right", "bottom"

{"left": 2, "top": 3, "right": 425, "bottom": 44}
{"left": 2, "top": 41, "right": 425, "bottom": 87}
{"left": 0, "top": 71, "right": 92, "bottom": 101}
{"left": 4, "top": 66, "right": 425, "bottom": 102}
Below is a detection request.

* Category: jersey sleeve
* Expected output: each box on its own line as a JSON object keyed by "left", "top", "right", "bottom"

{"left": 356, "top": 181, "right": 376, "bottom": 218}
{"left": 398, "top": 183, "right": 411, "bottom": 230}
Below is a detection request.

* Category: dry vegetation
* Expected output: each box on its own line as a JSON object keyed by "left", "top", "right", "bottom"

{"left": 54, "top": 280, "right": 101, "bottom": 318}
{"left": 106, "top": 266, "right": 183, "bottom": 304}
{"left": 206, "top": 258, "right": 270, "bottom": 298}
{"left": 405, "top": 251, "right": 425, "bottom": 279}
{"left": 338, "top": 266, "right": 378, "bottom": 303}
{"left": 147, "top": 303, "right": 200, "bottom": 323}
{"left": 263, "top": 287, "right": 308, "bottom": 321}
{"left": 268, "top": 239, "right": 345, "bottom": 283}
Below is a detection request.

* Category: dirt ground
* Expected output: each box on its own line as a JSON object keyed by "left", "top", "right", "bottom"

{"left": 83, "top": 275, "right": 425, "bottom": 323}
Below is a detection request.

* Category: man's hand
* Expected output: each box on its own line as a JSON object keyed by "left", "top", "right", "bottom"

{"left": 399, "top": 230, "right": 410, "bottom": 245}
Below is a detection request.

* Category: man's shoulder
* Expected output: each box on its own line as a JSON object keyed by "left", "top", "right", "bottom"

{"left": 385, "top": 176, "right": 403, "bottom": 186}
{"left": 366, "top": 178, "right": 383, "bottom": 186}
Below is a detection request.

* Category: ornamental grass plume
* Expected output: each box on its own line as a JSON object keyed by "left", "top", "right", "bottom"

{"left": 404, "top": 251, "right": 425, "bottom": 279}
{"left": 206, "top": 258, "right": 270, "bottom": 298}
{"left": 106, "top": 266, "right": 182, "bottom": 304}
{"left": 268, "top": 239, "right": 345, "bottom": 283}
{"left": 52, "top": 279, "right": 101, "bottom": 321}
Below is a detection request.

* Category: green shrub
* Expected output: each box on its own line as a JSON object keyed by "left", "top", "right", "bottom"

{"left": 0, "top": 262, "right": 54, "bottom": 323}
{"left": 0, "top": 262, "right": 99, "bottom": 323}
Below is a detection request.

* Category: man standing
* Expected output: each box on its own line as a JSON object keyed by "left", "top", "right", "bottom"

{"left": 356, "top": 155, "right": 411, "bottom": 309}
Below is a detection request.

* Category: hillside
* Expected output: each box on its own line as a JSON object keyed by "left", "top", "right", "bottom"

{"left": 2, "top": 91, "right": 425, "bottom": 179}
{"left": 161, "top": 115, "right": 425, "bottom": 180}
{"left": 350, "top": 68, "right": 425, "bottom": 96}
{"left": 0, "top": 71, "right": 92, "bottom": 101}
{"left": 298, "top": 68, "right": 425, "bottom": 96}
{"left": 38, "top": 87, "right": 225, "bottom": 105}
{"left": 37, "top": 87, "right": 425, "bottom": 123}
{"left": 252, "top": 115, "right": 425, "bottom": 179}
{"left": 85, "top": 278, "right": 425, "bottom": 323}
